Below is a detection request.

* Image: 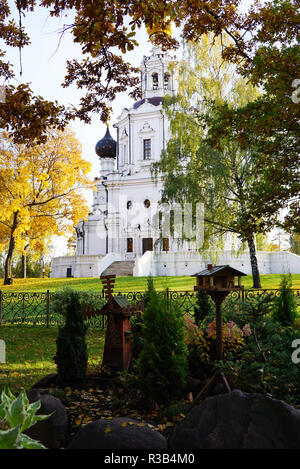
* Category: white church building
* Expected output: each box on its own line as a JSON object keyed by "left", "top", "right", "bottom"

{"left": 51, "top": 44, "right": 300, "bottom": 279}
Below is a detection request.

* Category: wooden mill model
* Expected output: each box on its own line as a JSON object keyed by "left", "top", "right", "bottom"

{"left": 192, "top": 264, "right": 247, "bottom": 404}
{"left": 99, "top": 275, "right": 142, "bottom": 372}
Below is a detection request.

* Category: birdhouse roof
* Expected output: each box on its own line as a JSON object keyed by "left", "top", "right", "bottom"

{"left": 192, "top": 265, "right": 247, "bottom": 277}
{"left": 113, "top": 295, "right": 130, "bottom": 308}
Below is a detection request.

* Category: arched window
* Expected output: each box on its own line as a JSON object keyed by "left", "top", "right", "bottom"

{"left": 164, "top": 73, "right": 170, "bottom": 90}
{"left": 152, "top": 72, "right": 158, "bottom": 90}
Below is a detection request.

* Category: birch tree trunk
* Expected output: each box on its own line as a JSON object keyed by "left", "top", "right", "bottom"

{"left": 247, "top": 234, "right": 262, "bottom": 288}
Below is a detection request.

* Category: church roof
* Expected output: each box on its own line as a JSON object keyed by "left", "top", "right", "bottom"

{"left": 133, "top": 96, "right": 163, "bottom": 109}
{"left": 95, "top": 126, "right": 116, "bottom": 159}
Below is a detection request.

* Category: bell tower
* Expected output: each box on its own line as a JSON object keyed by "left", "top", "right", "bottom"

{"left": 141, "top": 18, "right": 177, "bottom": 100}
{"left": 140, "top": 46, "right": 177, "bottom": 99}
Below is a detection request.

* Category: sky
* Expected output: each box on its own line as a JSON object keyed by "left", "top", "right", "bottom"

{"left": 3, "top": 1, "right": 267, "bottom": 257}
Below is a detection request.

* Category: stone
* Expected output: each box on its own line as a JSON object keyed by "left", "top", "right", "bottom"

{"left": 69, "top": 417, "right": 168, "bottom": 450}
{"left": 31, "top": 373, "right": 58, "bottom": 389}
{"left": 25, "top": 389, "right": 69, "bottom": 449}
{"left": 0, "top": 339, "right": 5, "bottom": 363}
{"left": 169, "top": 389, "right": 300, "bottom": 449}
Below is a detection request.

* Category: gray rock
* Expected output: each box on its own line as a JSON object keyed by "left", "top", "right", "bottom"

{"left": 69, "top": 417, "right": 167, "bottom": 450}
{"left": 32, "top": 373, "right": 58, "bottom": 389}
{"left": 169, "top": 389, "right": 300, "bottom": 449}
{"left": 25, "top": 389, "right": 69, "bottom": 449}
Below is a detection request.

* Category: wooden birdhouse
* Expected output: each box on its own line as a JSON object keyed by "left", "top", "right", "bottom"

{"left": 192, "top": 264, "right": 247, "bottom": 292}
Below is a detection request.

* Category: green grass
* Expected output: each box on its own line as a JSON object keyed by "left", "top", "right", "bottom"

{"left": 1, "top": 274, "right": 300, "bottom": 292}
{"left": 0, "top": 325, "right": 105, "bottom": 394}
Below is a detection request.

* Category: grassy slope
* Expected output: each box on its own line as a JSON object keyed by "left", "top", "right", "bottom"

{"left": 0, "top": 274, "right": 300, "bottom": 292}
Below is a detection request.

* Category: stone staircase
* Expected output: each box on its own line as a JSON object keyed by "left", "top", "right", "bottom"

{"left": 101, "top": 261, "right": 135, "bottom": 277}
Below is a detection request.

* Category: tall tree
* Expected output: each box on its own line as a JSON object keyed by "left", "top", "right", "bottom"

{"left": 0, "top": 0, "right": 298, "bottom": 227}
{"left": 154, "top": 35, "right": 265, "bottom": 287}
{"left": 0, "top": 128, "right": 92, "bottom": 284}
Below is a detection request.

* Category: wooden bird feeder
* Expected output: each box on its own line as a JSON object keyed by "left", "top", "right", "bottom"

{"left": 193, "top": 264, "right": 246, "bottom": 292}
{"left": 191, "top": 264, "right": 247, "bottom": 404}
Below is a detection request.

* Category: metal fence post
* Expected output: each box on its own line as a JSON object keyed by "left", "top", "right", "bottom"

{"left": 46, "top": 290, "right": 50, "bottom": 328}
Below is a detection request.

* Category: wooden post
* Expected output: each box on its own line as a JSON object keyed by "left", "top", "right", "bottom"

{"left": 215, "top": 298, "right": 223, "bottom": 361}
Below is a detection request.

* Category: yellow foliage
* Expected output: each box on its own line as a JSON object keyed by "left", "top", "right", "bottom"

{"left": 0, "top": 128, "right": 93, "bottom": 272}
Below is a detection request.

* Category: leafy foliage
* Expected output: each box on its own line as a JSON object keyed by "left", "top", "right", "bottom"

{"left": 0, "top": 389, "right": 50, "bottom": 449}
{"left": 137, "top": 278, "right": 188, "bottom": 406}
{"left": 52, "top": 287, "right": 106, "bottom": 319}
{"left": 218, "top": 315, "right": 300, "bottom": 405}
{"left": 54, "top": 289, "right": 88, "bottom": 386}
{"left": 184, "top": 315, "right": 245, "bottom": 379}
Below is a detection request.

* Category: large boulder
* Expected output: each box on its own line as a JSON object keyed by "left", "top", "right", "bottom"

{"left": 69, "top": 417, "right": 167, "bottom": 450}
{"left": 25, "top": 389, "right": 69, "bottom": 449}
{"left": 31, "top": 373, "right": 58, "bottom": 389}
{"left": 169, "top": 390, "right": 300, "bottom": 449}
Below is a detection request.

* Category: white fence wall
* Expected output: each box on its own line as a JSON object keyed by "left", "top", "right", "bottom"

{"left": 133, "top": 250, "right": 300, "bottom": 277}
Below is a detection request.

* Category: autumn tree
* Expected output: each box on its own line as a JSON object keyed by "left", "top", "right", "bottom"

{"left": 0, "top": 128, "right": 92, "bottom": 284}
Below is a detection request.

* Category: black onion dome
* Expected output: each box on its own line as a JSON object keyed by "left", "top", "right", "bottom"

{"left": 133, "top": 96, "right": 163, "bottom": 109}
{"left": 95, "top": 126, "right": 116, "bottom": 158}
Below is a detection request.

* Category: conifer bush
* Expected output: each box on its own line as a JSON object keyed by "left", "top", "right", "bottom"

{"left": 54, "top": 289, "right": 88, "bottom": 386}
{"left": 193, "top": 289, "right": 215, "bottom": 325}
{"left": 137, "top": 279, "right": 188, "bottom": 406}
{"left": 272, "top": 274, "right": 298, "bottom": 326}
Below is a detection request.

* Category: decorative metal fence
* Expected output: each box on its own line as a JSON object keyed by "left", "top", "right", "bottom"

{"left": 0, "top": 288, "right": 299, "bottom": 328}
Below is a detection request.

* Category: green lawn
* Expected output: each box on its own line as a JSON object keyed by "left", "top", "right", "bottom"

{"left": 0, "top": 325, "right": 105, "bottom": 394}
{"left": 1, "top": 274, "right": 300, "bottom": 292}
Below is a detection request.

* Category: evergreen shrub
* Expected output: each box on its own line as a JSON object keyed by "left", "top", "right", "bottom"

{"left": 137, "top": 278, "right": 188, "bottom": 405}
{"left": 54, "top": 289, "right": 88, "bottom": 386}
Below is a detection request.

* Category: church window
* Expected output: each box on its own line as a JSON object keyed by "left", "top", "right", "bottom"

{"left": 143, "top": 139, "right": 151, "bottom": 160}
{"left": 152, "top": 73, "right": 158, "bottom": 90}
{"left": 127, "top": 238, "right": 133, "bottom": 253}
{"left": 162, "top": 238, "right": 170, "bottom": 251}
{"left": 164, "top": 73, "right": 170, "bottom": 90}
{"left": 144, "top": 199, "right": 151, "bottom": 208}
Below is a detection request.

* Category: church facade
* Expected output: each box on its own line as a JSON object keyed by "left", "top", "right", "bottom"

{"left": 51, "top": 45, "right": 300, "bottom": 278}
